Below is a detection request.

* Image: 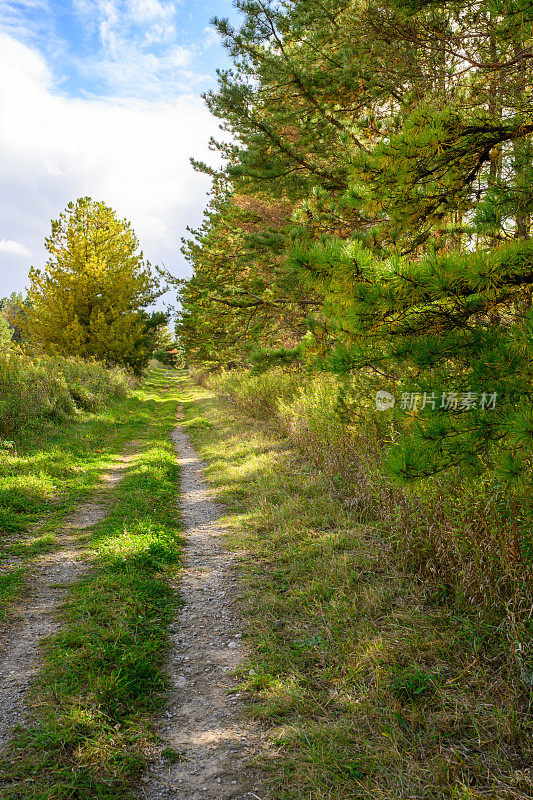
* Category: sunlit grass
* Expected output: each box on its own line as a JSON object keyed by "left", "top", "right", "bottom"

{"left": 179, "top": 375, "right": 532, "bottom": 800}
{"left": 0, "top": 568, "right": 25, "bottom": 620}
{"left": 0, "top": 370, "right": 179, "bottom": 619}
{"left": 0, "top": 368, "right": 183, "bottom": 799}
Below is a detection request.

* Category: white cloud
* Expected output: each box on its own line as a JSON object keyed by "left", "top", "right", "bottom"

{"left": 0, "top": 32, "right": 221, "bottom": 298}
{"left": 83, "top": 41, "right": 196, "bottom": 99}
{"left": 72, "top": 0, "right": 196, "bottom": 98}
{"left": 0, "top": 239, "right": 32, "bottom": 257}
{"left": 128, "top": 0, "right": 176, "bottom": 25}
{"left": 0, "top": 1, "right": 50, "bottom": 32}
{"left": 203, "top": 25, "right": 221, "bottom": 49}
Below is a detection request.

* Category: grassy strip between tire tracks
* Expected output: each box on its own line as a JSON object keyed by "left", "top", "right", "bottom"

{"left": 0, "top": 368, "right": 183, "bottom": 798}
{"left": 0, "top": 371, "right": 170, "bottom": 622}
{"left": 178, "top": 375, "right": 532, "bottom": 800}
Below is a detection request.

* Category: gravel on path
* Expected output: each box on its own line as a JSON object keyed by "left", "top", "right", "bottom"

{"left": 141, "top": 424, "right": 268, "bottom": 800}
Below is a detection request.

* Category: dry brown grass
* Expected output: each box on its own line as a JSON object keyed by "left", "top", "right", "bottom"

{"left": 208, "top": 369, "right": 532, "bottom": 649}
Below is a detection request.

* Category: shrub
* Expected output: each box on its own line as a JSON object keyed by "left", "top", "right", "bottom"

{"left": 208, "top": 368, "right": 302, "bottom": 420}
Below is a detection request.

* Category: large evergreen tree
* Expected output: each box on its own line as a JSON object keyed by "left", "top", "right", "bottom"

{"left": 181, "top": 0, "right": 532, "bottom": 482}
{"left": 23, "top": 198, "right": 162, "bottom": 373}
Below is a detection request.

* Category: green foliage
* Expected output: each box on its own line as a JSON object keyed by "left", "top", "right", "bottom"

{"left": 209, "top": 367, "right": 303, "bottom": 419}
{"left": 22, "top": 197, "right": 162, "bottom": 373}
{"left": 0, "top": 369, "right": 173, "bottom": 625}
{"left": 390, "top": 668, "right": 436, "bottom": 701}
{"left": 161, "top": 746, "right": 186, "bottom": 764}
{"left": 179, "top": 186, "right": 314, "bottom": 369}
{"left": 0, "top": 569, "right": 24, "bottom": 619}
{"left": 153, "top": 323, "right": 183, "bottom": 367}
{"left": 0, "top": 293, "right": 24, "bottom": 347}
{"left": 0, "top": 315, "right": 11, "bottom": 348}
{"left": 182, "top": 0, "right": 533, "bottom": 485}
{"left": 290, "top": 237, "right": 533, "bottom": 481}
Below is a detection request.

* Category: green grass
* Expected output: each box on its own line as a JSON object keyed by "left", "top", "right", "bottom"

{"left": 0, "top": 370, "right": 175, "bottom": 619}
{"left": 0, "top": 567, "right": 25, "bottom": 609}
{"left": 177, "top": 375, "right": 532, "bottom": 800}
{"left": 0, "top": 369, "right": 183, "bottom": 798}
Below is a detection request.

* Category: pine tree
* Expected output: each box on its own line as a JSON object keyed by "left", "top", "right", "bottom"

{"left": 22, "top": 198, "right": 161, "bottom": 373}
{"left": 179, "top": 180, "right": 317, "bottom": 369}
{"left": 184, "top": 0, "right": 532, "bottom": 482}
{"left": 288, "top": 0, "right": 533, "bottom": 480}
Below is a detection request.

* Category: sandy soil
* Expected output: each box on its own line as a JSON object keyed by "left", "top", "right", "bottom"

{"left": 140, "top": 424, "right": 269, "bottom": 800}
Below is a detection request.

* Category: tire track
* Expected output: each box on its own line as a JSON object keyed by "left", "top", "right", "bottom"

{"left": 141, "top": 425, "right": 268, "bottom": 800}
{"left": 0, "top": 449, "right": 136, "bottom": 750}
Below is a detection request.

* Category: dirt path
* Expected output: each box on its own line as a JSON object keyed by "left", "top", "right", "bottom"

{"left": 141, "top": 425, "right": 267, "bottom": 800}
{"left": 0, "top": 450, "right": 135, "bottom": 751}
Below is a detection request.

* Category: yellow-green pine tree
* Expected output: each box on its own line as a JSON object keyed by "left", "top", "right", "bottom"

{"left": 23, "top": 197, "right": 158, "bottom": 372}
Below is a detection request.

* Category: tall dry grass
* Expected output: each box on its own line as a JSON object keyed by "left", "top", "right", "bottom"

{"left": 206, "top": 368, "right": 532, "bottom": 677}
{"left": 0, "top": 351, "right": 131, "bottom": 439}
{"left": 182, "top": 373, "right": 532, "bottom": 798}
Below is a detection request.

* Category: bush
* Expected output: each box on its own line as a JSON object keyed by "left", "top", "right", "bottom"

{"left": 0, "top": 351, "right": 131, "bottom": 439}
{"left": 208, "top": 368, "right": 302, "bottom": 420}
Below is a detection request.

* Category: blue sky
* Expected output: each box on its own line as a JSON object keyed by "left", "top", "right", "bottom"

{"left": 0, "top": 0, "right": 237, "bottom": 306}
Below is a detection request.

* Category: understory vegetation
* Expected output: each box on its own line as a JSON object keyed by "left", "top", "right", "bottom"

{"left": 0, "top": 350, "right": 131, "bottom": 440}
{"left": 205, "top": 369, "right": 531, "bottom": 632}
{"left": 181, "top": 374, "right": 532, "bottom": 800}
{"left": 0, "top": 354, "right": 139, "bottom": 621}
{"left": 0, "top": 370, "right": 183, "bottom": 798}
